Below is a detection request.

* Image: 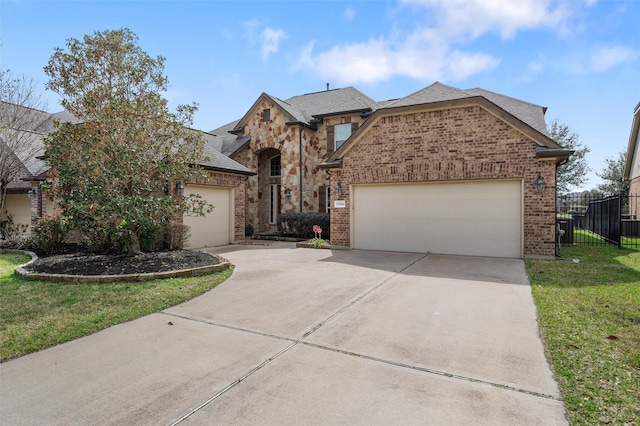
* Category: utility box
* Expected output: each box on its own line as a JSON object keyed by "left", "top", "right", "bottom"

{"left": 556, "top": 218, "right": 574, "bottom": 245}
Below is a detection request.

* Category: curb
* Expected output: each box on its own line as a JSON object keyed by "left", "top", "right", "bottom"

{"left": 5, "top": 249, "right": 231, "bottom": 283}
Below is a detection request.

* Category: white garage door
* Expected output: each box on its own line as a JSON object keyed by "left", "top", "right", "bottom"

{"left": 183, "top": 185, "right": 232, "bottom": 249}
{"left": 353, "top": 180, "right": 522, "bottom": 258}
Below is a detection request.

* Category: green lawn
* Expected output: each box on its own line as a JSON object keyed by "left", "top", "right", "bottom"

{"left": 0, "top": 252, "right": 232, "bottom": 362}
{"left": 527, "top": 246, "right": 640, "bottom": 425}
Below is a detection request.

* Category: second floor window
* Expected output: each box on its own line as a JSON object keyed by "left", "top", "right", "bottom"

{"left": 334, "top": 123, "right": 352, "bottom": 150}
{"left": 262, "top": 108, "right": 271, "bottom": 122}
{"left": 270, "top": 155, "right": 281, "bottom": 177}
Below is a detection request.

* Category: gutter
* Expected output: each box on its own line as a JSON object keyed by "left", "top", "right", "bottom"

{"left": 318, "top": 159, "right": 343, "bottom": 169}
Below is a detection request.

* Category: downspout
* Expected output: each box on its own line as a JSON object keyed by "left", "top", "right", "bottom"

{"left": 299, "top": 125, "right": 303, "bottom": 213}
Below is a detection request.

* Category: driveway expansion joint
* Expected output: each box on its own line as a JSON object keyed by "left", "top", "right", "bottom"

{"left": 168, "top": 253, "right": 439, "bottom": 424}
{"left": 300, "top": 342, "right": 561, "bottom": 402}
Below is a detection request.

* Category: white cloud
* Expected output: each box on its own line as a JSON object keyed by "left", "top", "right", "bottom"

{"left": 260, "top": 27, "right": 286, "bottom": 62}
{"left": 399, "top": 0, "right": 575, "bottom": 39}
{"left": 520, "top": 59, "right": 545, "bottom": 81}
{"left": 292, "top": 0, "right": 602, "bottom": 85}
{"left": 344, "top": 7, "right": 356, "bottom": 21}
{"left": 446, "top": 50, "right": 502, "bottom": 80}
{"left": 587, "top": 45, "right": 640, "bottom": 73}
{"left": 293, "top": 31, "right": 500, "bottom": 85}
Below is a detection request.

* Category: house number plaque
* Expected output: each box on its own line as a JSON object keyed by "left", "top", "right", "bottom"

{"left": 334, "top": 200, "right": 346, "bottom": 208}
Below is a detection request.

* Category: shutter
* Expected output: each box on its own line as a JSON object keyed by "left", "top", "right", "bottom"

{"left": 326, "top": 125, "right": 335, "bottom": 155}
{"left": 319, "top": 185, "right": 327, "bottom": 213}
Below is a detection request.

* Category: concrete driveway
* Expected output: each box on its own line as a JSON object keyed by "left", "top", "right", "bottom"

{"left": 0, "top": 242, "right": 566, "bottom": 425}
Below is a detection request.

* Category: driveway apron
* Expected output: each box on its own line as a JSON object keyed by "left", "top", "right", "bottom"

{"left": 0, "top": 242, "right": 566, "bottom": 425}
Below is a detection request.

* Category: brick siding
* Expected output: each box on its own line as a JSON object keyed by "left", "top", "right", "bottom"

{"left": 190, "top": 170, "right": 247, "bottom": 241}
{"left": 330, "top": 105, "right": 557, "bottom": 257}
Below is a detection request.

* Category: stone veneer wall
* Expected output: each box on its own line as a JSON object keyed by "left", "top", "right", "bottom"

{"left": 190, "top": 170, "right": 247, "bottom": 242}
{"left": 229, "top": 98, "right": 367, "bottom": 233}
{"left": 329, "top": 105, "right": 557, "bottom": 257}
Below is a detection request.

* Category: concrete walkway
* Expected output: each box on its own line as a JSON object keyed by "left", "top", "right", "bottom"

{"left": 0, "top": 243, "right": 567, "bottom": 425}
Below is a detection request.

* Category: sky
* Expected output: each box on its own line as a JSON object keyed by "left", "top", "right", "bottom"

{"left": 1, "top": 0, "right": 639, "bottom": 191}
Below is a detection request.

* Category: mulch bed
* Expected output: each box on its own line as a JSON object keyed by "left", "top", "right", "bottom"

{"left": 24, "top": 250, "right": 223, "bottom": 276}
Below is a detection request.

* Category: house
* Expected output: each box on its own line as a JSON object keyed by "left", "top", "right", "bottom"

{"left": 623, "top": 101, "right": 640, "bottom": 217}
{"left": 0, "top": 101, "right": 254, "bottom": 248}
{"left": 216, "top": 82, "right": 572, "bottom": 258}
{"left": 0, "top": 102, "right": 77, "bottom": 238}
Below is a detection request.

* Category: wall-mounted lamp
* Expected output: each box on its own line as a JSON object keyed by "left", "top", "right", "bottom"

{"left": 533, "top": 173, "right": 546, "bottom": 193}
{"left": 335, "top": 181, "right": 343, "bottom": 197}
{"left": 175, "top": 182, "right": 185, "bottom": 196}
{"left": 27, "top": 188, "right": 36, "bottom": 199}
{"left": 284, "top": 188, "right": 292, "bottom": 200}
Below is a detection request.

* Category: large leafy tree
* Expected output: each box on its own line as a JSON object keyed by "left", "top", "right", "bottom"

{"left": 548, "top": 119, "right": 590, "bottom": 194}
{"left": 44, "top": 28, "right": 210, "bottom": 254}
{"left": 0, "top": 69, "right": 47, "bottom": 216}
{"left": 596, "top": 151, "right": 629, "bottom": 196}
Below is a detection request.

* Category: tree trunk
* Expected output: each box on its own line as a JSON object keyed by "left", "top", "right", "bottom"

{"left": 127, "top": 232, "right": 141, "bottom": 255}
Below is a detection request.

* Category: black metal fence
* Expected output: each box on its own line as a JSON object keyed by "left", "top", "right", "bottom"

{"left": 557, "top": 193, "right": 640, "bottom": 250}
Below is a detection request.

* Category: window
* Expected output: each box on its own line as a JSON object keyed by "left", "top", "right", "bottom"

{"left": 262, "top": 108, "right": 271, "bottom": 122}
{"left": 270, "top": 155, "right": 281, "bottom": 177}
{"left": 319, "top": 185, "right": 330, "bottom": 213}
{"left": 269, "top": 184, "right": 280, "bottom": 223}
{"left": 334, "top": 123, "right": 352, "bottom": 149}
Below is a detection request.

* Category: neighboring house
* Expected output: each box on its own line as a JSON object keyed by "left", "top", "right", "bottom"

{"left": 623, "top": 101, "right": 640, "bottom": 217}
{"left": 0, "top": 101, "right": 254, "bottom": 248}
{"left": 217, "top": 82, "right": 572, "bottom": 258}
{"left": 0, "top": 102, "right": 76, "bottom": 237}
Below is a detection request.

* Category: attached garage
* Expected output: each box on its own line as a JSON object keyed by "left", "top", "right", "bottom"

{"left": 183, "top": 185, "right": 233, "bottom": 249}
{"left": 352, "top": 180, "right": 523, "bottom": 258}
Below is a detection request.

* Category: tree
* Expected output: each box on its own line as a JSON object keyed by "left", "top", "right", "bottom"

{"left": 44, "top": 28, "right": 211, "bottom": 254}
{"left": 596, "top": 151, "right": 629, "bottom": 195}
{"left": 548, "top": 119, "right": 590, "bottom": 194}
{"left": 0, "top": 69, "right": 47, "bottom": 217}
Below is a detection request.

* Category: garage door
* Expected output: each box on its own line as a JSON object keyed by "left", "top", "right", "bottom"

{"left": 353, "top": 180, "right": 522, "bottom": 258}
{"left": 183, "top": 185, "right": 232, "bottom": 249}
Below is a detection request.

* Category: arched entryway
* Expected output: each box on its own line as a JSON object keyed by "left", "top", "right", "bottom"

{"left": 256, "top": 148, "right": 281, "bottom": 233}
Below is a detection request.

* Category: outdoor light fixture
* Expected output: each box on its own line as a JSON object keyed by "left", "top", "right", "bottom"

{"left": 534, "top": 173, "right": 546, "bottom": 193}
{"left": 175, "top": 182, "right": 185, "bottom": 196}
{"left": 335, "top": 181, "right": 343, "bottom": 197}
{"left": 27, "top": 188, "right": 36, "bottom": 199}
{"left": 284, "top": 188, "right": 292, "bottom": 199}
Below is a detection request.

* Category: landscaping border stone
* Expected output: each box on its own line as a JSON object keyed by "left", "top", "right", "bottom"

{"left": 5, "top": 249, "right": 231, "bottom": 283}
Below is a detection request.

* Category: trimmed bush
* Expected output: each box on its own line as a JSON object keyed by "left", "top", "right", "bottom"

{"left": 277, "top": 213, "right": 330, "bottom": 239}
{"left": 30, "top": 215, "right": 69, "bottom": 255}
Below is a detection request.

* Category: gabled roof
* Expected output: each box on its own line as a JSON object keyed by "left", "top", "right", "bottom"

{"left": 623, "top": 102, "right": 640, "bottom": 181}
{"left": 231, "top": 87, "right": 381, "bottom": 131}
{"left": 0, "top": 101, "right": 254, "bottom": 183}
{"left": 384, "top": 82, "right": 549, "bottom": 136}
{"left": 322, "top": 95, "right": 570, "bottom": 168}
{"left": 286, "top": 87, "right": 380, "bottom": 120}
{"left": 229, "top": 93, "right": 301, "bottom": 134}
{"left": 385, "top": 82, "right": 475, "bottom": 107}
{"left": 199, "top": 131, "right": 254, "bottom": 175}
{"left": 465, "top": 87, "right": 549, "bottom": 136}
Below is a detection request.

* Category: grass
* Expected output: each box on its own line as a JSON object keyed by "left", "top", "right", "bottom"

{"left": 0, "top": 252, "right": 232, "bottom": 362}
{"left": 527, "top": 245, "right": 640, "bottom": 425}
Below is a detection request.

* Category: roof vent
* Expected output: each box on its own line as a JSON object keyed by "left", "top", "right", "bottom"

{"left": 326, "top": 82, "right": 330, "bottom": 91}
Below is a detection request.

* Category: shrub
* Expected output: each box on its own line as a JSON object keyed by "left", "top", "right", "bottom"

{"left": 0, "top": 213, "right": 29, "bottom": 245}
{"left": 165, "top": 223, "right": 191, "bottom": 250}
{"left": 138, "top": 223, "right": 163, "bottom": 252}
{"left": 30, "top": 215, "right": 68, "bottom": 254}
{"left": 277, "top": 213, "right": 330, "bottom": 239}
